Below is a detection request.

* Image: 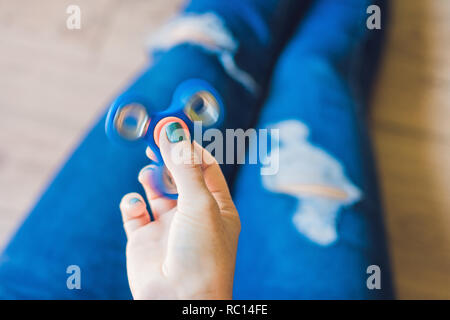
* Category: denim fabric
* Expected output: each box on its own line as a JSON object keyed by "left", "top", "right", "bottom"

{"left": 0, "top": 0, "right": 393, "bottom": 299}
{"left": 0, "top": 0, "right": 306, "bottom": 299}
{"left": 233, "top": 0, "right": 394, "bottom": 299}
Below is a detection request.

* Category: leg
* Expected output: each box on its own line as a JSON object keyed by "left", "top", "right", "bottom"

{"left": 0, "top": 0, "right": 309, "bottom": 299}
{"left": 233, "top": 0, "right": 395, "bottom": 299}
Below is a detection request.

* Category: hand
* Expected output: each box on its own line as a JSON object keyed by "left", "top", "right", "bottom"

{"left": 120, "top": 122, "right": 241, "bottom": 299}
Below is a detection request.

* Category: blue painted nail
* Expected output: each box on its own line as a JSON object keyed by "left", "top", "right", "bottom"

{"left": 129, "top": 198, "right": 141, "bottom": 205}
{"left": 138, "top": 165, "right": 155, "bottom": 182}
{"left": 165, "top": 122, "right": 187, "bottom": 143}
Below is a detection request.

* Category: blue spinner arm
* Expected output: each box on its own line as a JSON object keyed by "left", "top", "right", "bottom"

{"left": 105, "top": 79, "right": 224, "bottom": 199}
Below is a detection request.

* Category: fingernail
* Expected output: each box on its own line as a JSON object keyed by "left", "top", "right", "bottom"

{"left": 138, "top": 165, "right": 156, "bottom": 182}
{"left": 129, "top": 198, "right": 141, "bottom": 205}
{"left": 165, "top": 122, "right": 187, "bottom": 143}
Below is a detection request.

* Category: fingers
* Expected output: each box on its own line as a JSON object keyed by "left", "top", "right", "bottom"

{"left": 192, "top": 142, "right": 236, "bottom": 213}
{"left": 157, "top": 122, "right": 236, "bottom": 216}
{"left": 138, "top": 165, "right": 177, "bottom": 218}
{"left": 145, "top": 147, "right": 157, "bottom": 162}
{"left": 158, "top": 122, "right": 211, "bottom": 201}
{"left": 120, "top": 193, "right": 151, "bottom": 237}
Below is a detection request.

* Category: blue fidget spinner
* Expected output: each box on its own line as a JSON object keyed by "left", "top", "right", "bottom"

{"left": 105, "top": 79, "right": 224, "bottom": 199}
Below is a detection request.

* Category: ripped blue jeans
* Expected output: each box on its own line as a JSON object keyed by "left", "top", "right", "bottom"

{"left": 0, "top": 0, "right": 394, "bottom": 299}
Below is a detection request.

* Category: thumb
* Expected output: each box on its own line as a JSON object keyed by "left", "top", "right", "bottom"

{"left": 158, "top": 122, "right": 213, "bottom": 205}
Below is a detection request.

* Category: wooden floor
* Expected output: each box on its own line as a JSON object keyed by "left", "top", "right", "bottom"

{"left": 0, "top": 0, "right": 449, "bottom": 299}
